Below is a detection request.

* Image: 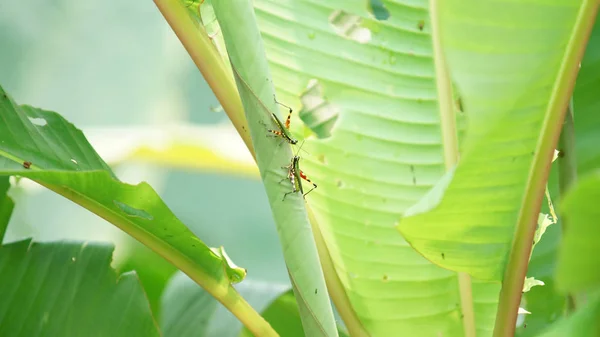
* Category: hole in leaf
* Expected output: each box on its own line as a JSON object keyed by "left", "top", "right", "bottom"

{"left": 367, "top": 0, "right": 390, "bottom": 21}
{"left": 329, "top": 10, "right": 372, "bottom": 44}
{"left": 28, "top": 117, "right": 47, "bottom": 127}
{"left": 299, "top": 79, "right": 340, "bottom": 139}
{"left": 113, "top": 200, "right": 154, "bottom": 220}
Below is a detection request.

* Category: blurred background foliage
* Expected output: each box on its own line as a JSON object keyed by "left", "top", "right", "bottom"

{"left": 0, "top": 0, "right": 288, "bottom": 317}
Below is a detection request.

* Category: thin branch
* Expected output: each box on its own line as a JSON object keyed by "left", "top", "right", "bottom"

{"left": 429, "top": 0, "right": 476, "bottom": 335}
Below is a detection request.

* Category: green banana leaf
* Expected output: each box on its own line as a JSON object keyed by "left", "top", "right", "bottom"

{"left": 0, "top": 85, "right": 273, "bottom": 334}
{"left": 250, "top": 0, "right": 482, "bottom": 335}
{"left": 251, "top": 0, "right": 596, "bottom": 335}
{"left": 396, "top": 1, "right": 595, "bottom": 334}
{"left": 398, "top": 0, "right": 592, "bottom": 281}
{"left": 0, "top": 239, "right": 160, "bottom": 337}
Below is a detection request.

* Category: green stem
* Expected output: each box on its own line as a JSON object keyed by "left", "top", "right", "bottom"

{"left": 154, "top": 0, "right": 255, "bottom": 159}
{"left": 430, "top": 0, "right": 476, "bottom": 336}
{"left": 493, "top": 3, "right": 599, "bottom": 336}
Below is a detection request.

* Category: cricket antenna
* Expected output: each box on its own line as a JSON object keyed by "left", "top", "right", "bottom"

{"left": 295, "top": 140, "right": 306, "bottom": 157}
{"left": 294, "top": 139, "right": 311, "bottom": 156}
{"left": 273, "top": 94, "right": 293, "bottom": 113}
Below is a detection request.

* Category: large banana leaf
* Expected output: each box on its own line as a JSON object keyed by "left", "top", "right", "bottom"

{"left": 0, "top": 86, "right": 275, "bottom": 336}
{"left": 251, "top": 0, "right": 596, "bottom": 335}
{"left": 398, "top": 0, "right": 593, "bottom": 281}
{"left": 250, "top": 0, "right": 482, "bottom": 335}
{"left": 0, "top": 239, "right": 160, "bottom": 337}
{"left": 397, "top": 0, "right": 596, "bottom": 334}
{"left": 226, "top": 0, "right": 490, "bottom": 335}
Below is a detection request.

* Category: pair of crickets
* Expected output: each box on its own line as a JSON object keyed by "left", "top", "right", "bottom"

{"left": 266, "top": 98, "right": 317, "bottom": 201}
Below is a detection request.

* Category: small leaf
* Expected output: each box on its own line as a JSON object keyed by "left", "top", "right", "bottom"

{"left": 518, "top": 308, "right": 532, "bottom": 315}
{"left": 210, "top": 246, "right": 247, "bottom": 284}
{"left": 523, "top": 277, "right": 545, "bottom": 293}
{"left": 533, "top": 213, "right": 555, "bottom": 248}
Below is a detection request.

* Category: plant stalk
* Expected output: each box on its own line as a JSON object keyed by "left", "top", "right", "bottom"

{"left": 154, "top": 0, "right": 254, "bottom": 159}
{"left": 493, "top": 2, "right": 600, "bottom": 336}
